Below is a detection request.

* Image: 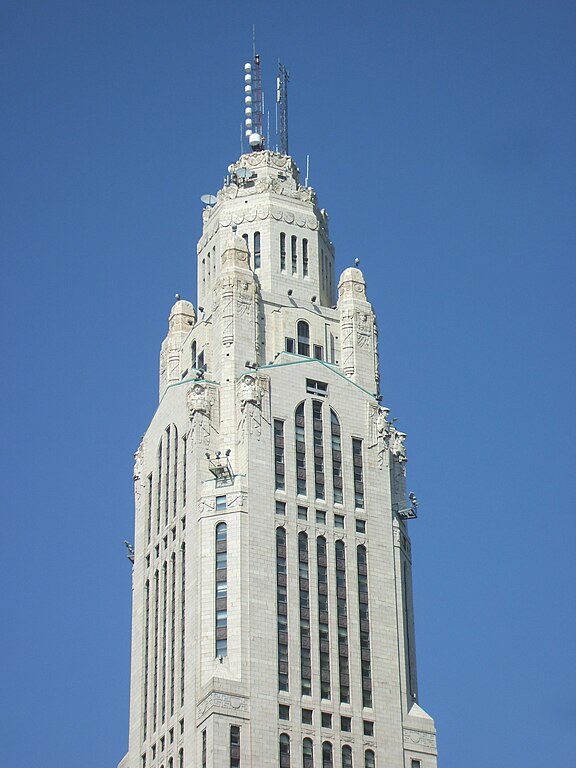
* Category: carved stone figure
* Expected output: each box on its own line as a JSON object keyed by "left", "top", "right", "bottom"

{"left": 187, "top": 383, "right": 211, "bottom": 418}
{"left": 391, "top": 430, "right": 407, "bottom": 463}
{"left": 239, "top": 374, "right": 262, "bottom": 410}
{"left": 133, "top": 441, "right": 144, "bottom": 481}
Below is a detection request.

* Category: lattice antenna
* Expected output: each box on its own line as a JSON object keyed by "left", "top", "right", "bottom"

{"left": 277, "top": 61, "right": 289, "bottom": 156}
{"left": 244, "top": 50, "right": 264, "bottom": 151}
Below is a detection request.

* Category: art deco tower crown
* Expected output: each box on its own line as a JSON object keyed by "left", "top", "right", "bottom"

{"left": 119, "top": 58, "right": 438, "bottom": 768}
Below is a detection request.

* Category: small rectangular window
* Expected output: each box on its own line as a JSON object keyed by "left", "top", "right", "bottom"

{"left": 276, "top": 501, "right": 286, "bottom": 515}
{"left": 279, "top": 704, "right": 290, "bottom": 720}
{"left": 313, "top": 344, "right": 323, "bottom": 360}
{"left": 302, "top": 708, "right": 313, "bottom": 724}
{"left": 356, "top": 519, "right": 366, "bottom": 533}
{"left": 321, "top": 712, "right": 332, "bottom": 728}
{"left": 302, "top": 238, "right": 309, "bottom": 277}
{"left": 363, "top": 720, "right": 374, "bottom": 736}
{"left": 411, "top": 762, "right": 421, "bottom": 768}
{"left": 316, "top": 510, "right": 326, "bottom": 525}
{"left": 298, "top": 505, "right": 308, "bottom": 520}
{"left": 334, "top": 514, "right": 345, "bottom": 529}
{"left": 291, "top": 235, "right": 297, "bottom": 274}
{"left": 306, "top": 379, "right": 328, "bottom": 396}
{"left": 216, "top": 495, "right": 227, "bottom": 511}
{"left": 341, "top": 716, "right": 352, "bottom": 732}
{"left": 280, "top": 233, "right": 286, "bottom": 271}
{"left": 285, "top": 337, "right": 295, "bottom": 353}
{"left": 253, "top": 231, "right": 261, "bottom": 268}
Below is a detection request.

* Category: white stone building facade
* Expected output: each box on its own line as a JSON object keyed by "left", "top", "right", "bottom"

{"left": 118, "top": 150, "right": 438, "bottom": 768}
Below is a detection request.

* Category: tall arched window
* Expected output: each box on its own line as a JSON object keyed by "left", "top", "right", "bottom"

{"left": 279, "top": 733, "right": 291, "bottom": 767}
{"left": 322, "top": 741, "right": 333, "bottom": 768}
{"left": 299, "top": 531, "right": 311, "bottom": 695}
{"left": 303, "top": 738, "right": 314, "bottom": 768}
{"left": 364, "top": 750, "right": 375, "bottom": 768}
{"left": 330, "top": 409, "right": 343, "bottom": 504}
{"left": 191, "top": 340, "right": 197, "bottom": 369}
{"left": 215, "top": 523, "right": 228, "bottom": 657}
{"left": 302, "top": 238, "right": 309, "bottom": 277}
{"left": 342, "top": 745, "right": 353, "bottom": 768}
{"left": 178, "top": 748, "right": 183, "bottom": 768}
{"left": 280, "top": 233, "right": 286, "bottom": 271}
{"left": 297, "top": 321, "right": 310, "bottom": 356}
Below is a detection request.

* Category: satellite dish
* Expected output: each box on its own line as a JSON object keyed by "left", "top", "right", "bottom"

{"left": 200, "top": 194, "right": 217, "bottom": 206}
{"left": 236, "top": 168, "right": 250, "bottom": 179}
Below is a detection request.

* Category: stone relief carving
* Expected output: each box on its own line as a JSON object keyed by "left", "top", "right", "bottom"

{"left": 236, "top": 279, "right": 253, "bottom": 317}
{"left": 369, "top": 406, "right": 392, "bottom": 469}
{"left": 197, "top": 691, "right": 249, "bottom": 719}
{"left": 198, "top": 496, "right": 216, "bottom": 515}
{"left": 237, "top": 374, "right": 268, "bottom": 441}
{"left": 340, "top": 307, "right": 355, "bottom": 377}
{"left": 356, "top": 310, "right": 372, "bottom": 348}
{"left": 187, "top": 383, "right": 218, "bottom": 447}
{"left": 403, "top": 729, "right": 436, "bottom": 749}
{"left": 133, "top": 441, "right": 144, "bottom": 481}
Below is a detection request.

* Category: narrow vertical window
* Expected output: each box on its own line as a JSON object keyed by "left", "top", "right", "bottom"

{"left": 302, "top": 239, "right": 309, "bottom": 277}
{"left": 172, "top": 426, "right": 178, "bottom": 519}
{"left": 352, "top": 438, "right": 364, "bottom": 508}
{"left": 335, "top": 541, "right": 349, "bottom": 703}
{"left": 297, "top": 321, "right": 310, "bottom": 356}
{"left": 299, "top": 532, "right": 311, "bottom": 696}
{"left": 276, "top": 527, "right": 289, "bottom": 691}
{"left": 215, "top": 523, "right": 228, "bottom": 658}
{"left": 317, "top": 536, "right": 330, "bottom": 700}
{"left": 322, "top": 741, "right": 333, "bottom": 768}
{"left": 303, "top": 738, "right": 314, "bottom": 768}
{"left": 403, "top": 561, "right": 415, "bottom": 699}
{"left": 280, "top": 733, "right": 291, "bottom": 767}
{"left": 179, "top": 748, "right": 183, "bottom": 768}
{"left": 201, "top": 730, "right": 206, "bottom": 768}
{"left": 143, "top": 579, "right": 150, "bottom": 739}
{"left": 161, "top": 561, "right": 168, "bottom": 724}
{"left": 169, "top": 553, "right": 176, "bottom": 716}
{"left": 330, "top": 410, "right": 343, "bottom": 504}
{"left": 156, "top": 440, "right": 163, "bottom": 535}
{"left": 342, "top": 746, "right": 353, "bottom": 768}
{"left": 291, "top": 235, "right": 297, "bottom": 274}
{"left": 197, "top": 350, "right": 204, "bottom": 370}
{"left": 242, "top": 233, "right": 249, "bottom": 250}
{"left": 313, "top": 401, "right": 325, "bottom": 500}
{"left": 147, "top": 473, "right": 153, "bottom": 544}
{"left": 191, "top": 341, "right": 197, "bottom": 369}
{"left": 280, "top": 233, "right": 286, "bottom": 271}
{"left": 253, "top": 231, "right": 261, "bottom": 269}
{"left": 164, "top": 427, "right": 171, "bottom": 527}
{"left": 182, "top": 435, "right": 187, "bottom": 508}
{"left": 274, "top": 419, "right": 285, "bottom": 491}
{"left": 180, "top": 543, "right": 186, "bottom": 707}
{"left": 153, "top": 569, "right": 160, "bottom": 731}
{"left": 230, "top": 725, "right": 240, "bottom": 768}
{"left": 358, "top": 545, "right": 372, "bottom": 707}
{"left": 295, "top": 402, "right": 306, "bottom": 496}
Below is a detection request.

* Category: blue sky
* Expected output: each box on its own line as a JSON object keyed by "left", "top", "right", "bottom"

{"left": 1, "top": 1, "right": 575, "bottom": 766}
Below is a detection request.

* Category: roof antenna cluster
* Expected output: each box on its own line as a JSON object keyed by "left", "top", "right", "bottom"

{"left": 276, "top": 61, "right": 289, "bottom": 156}
{"left": 244, "top": 32, "right": 264, "bottom": 151}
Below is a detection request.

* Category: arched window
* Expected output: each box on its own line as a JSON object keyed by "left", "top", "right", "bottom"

{"left": 291, "top": 235, "right": 298, "bottom": 274}
{"left": 302, "top": 239, "right": 309, "bottom": 277}
{"left": 322, "top": 741, "right": 333, "bottom": 768}
{"left": 303, "top": 737, "right": 314, "bottom": 768}
{"left": 168, "top": 758, "right": 173, "bottom": 768}
{"left": 254, "top": 231, "right": 261, "bottom": 268}
{"left": 297, "top": 321, "right": 310, "bottom": 356}
{"left": 330, "top": 409, "right": 343, "bottom": 504}
{"left": 279, "top": 733, "right": 291, "bottom": 767}
{"left": 191, "top": 340, "right": 197, "bottom": 369}
{"left": 342, "top": 745, "right": 353, "bottom": 768}
{"left": 215, "top": 523, "right": 228, "bottom": 657}
{"left": 364, "top": 750, "right": 375, "bottom": 768}
{"left": 178, "top": 748, "right": 184, "bottom": 768}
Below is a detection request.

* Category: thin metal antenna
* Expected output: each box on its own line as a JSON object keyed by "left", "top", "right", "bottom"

{"left": 244, "top": 48, "right": 263, "bottom": 151}
{"left": 240, "top": 122, "right": 243, "bottom": 155}
{"left": 305, "top": 154, "right": 310, "bottom": 186}
{"left": 277, "top": 61, "right": 289, "bottom": 155}
{"left": 267, "top": 110, "right": 270, "bottom": 151}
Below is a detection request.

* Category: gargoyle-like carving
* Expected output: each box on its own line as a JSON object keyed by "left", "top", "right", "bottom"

{"left": 239, "top": 374, "right": 263, "bottom": 410}
{"left": 187, "top": 383, "right": 212, "bottom": 418}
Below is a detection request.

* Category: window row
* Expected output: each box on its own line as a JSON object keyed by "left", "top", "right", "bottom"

{"left": 275, "top": 530, "right": 372, "bottom": 703}
{"left": 274, "top": 404, "right": 364, "bottom": 508}
{"left": 285, "top": 320, "right": 324, "bottom": 360}
{"left": 279, "top": 706, "right": 374, "bottom": 736}
{"left": 141, "top": 748, "right": 184, "bottom": 768}
{"left": 280, "top": 233, "right": 309, "bottom": 277}
{"left": 274, "top": 501, "right": 366, "bottom": 533}
{"left": 148, "top": 425, "right": 181, "bottom": 544}
{"left": 279, "top": 734, "right": 376, "bottom": 768}
{"left": 142, "top": 547, "right": 186, "bottom": 740}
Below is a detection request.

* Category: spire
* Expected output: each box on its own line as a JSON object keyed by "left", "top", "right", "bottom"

{"left": 244, "top": 50, "right": 264, "bottom": 151}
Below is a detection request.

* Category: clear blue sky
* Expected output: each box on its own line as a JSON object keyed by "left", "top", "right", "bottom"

{"left": 1, "top": 1, "right": 575, "bottom": 765}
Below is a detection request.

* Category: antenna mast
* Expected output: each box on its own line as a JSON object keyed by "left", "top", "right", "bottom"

{"left": 244, "top": 41, "right": 264, "bottom": 151}
{"left": 277, "top": 61, "right": 289, "bottom": 156}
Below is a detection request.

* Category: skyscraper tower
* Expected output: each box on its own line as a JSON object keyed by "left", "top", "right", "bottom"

{"left": 118, "top": 60, "right": 438, "bottom": 768}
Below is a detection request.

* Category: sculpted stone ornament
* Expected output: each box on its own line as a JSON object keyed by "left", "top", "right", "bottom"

{"left": 238, "top": 374, "right": 267, "bottom": 441}
{"left": 133, "top": 441, "right": 144, "bottom": 481}
{"left": 390, "top": 430, "right": 408, "bottom": 463}
{"left": 239, "top": 374, "right": 263, "bottom": 411}
{"left": 187, "top": 383, "right": 211, "bottom": 417}
{"left": 356, "top": 311, "right": 371, "bottom": 347}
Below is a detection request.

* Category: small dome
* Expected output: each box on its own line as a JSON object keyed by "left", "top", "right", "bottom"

{"left": 168, "top": 298, "right": 196, "bottom": 333}
{"left": 170, "top": 298, "right": 195, "bottom": 318}
{"left": 338, "top": 266, "right": 365, "bottom": 286}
